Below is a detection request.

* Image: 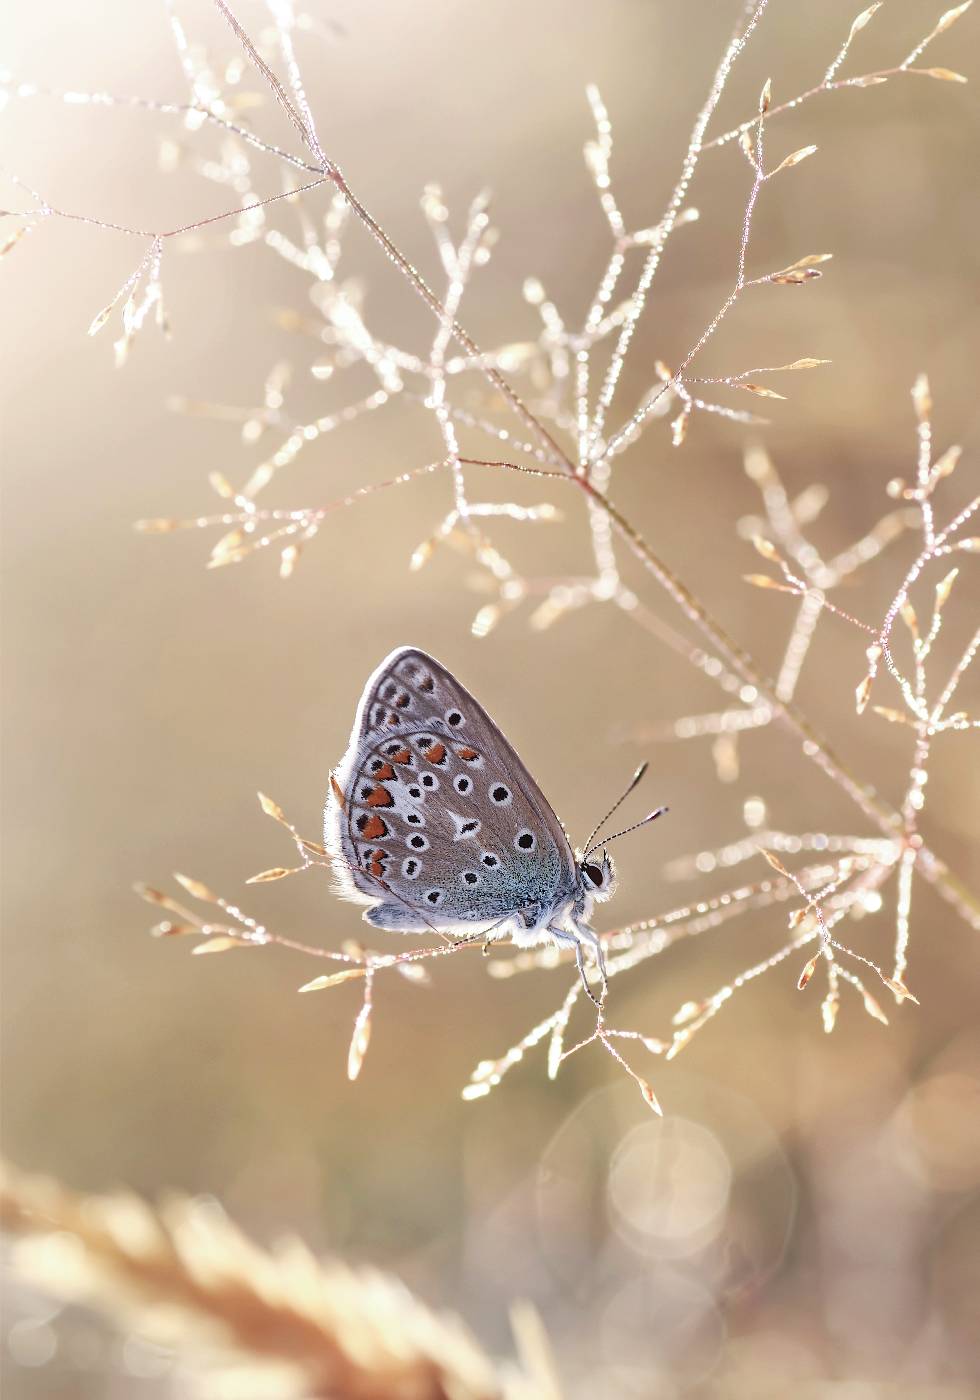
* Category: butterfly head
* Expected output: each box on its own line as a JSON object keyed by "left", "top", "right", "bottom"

{"left": 578, "top": 850, "right": 617, "bottom": 903}
{"left": 577, "top": 761, "right": 666, "bottom": 910}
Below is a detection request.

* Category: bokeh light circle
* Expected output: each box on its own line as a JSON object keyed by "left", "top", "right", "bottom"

{"left": 607, "top": 1116, "right": 732, "bottom": 1257}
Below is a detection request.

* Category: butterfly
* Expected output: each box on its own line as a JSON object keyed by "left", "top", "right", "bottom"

{"left": 324, "top": 646, "right": 665, "bottom": 1005}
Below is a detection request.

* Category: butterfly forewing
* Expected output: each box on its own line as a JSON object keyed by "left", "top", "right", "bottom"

{"left": 325, "top": 647, "right": 576, "bottom": 932}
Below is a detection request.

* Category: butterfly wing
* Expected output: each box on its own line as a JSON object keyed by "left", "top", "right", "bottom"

{"left": 324, "top": 646, "right": 577, "bottom": 933}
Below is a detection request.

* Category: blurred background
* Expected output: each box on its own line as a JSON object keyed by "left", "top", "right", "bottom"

{"left": 2, "top": 1, "right": 979, "bottom": 1395}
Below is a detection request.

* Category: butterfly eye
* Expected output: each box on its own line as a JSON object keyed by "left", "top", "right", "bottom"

{"left": 583, "top": 862, "right": 604, "bottom": 887}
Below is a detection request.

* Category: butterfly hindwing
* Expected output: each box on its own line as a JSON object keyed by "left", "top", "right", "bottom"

{"left": 324, "top": 647, "right": 577, "bottom": 933}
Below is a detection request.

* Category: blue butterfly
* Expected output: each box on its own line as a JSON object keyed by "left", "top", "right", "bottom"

{"left": 325, "top": 647, "right": 665, "bottom": 1003}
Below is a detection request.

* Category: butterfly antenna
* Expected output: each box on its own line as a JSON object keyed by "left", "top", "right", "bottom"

{"left": 583, "top": 762, "right": 649, "bottom": 856}
{"left": 592, "top": 806, "right": 669, "bottom": 852}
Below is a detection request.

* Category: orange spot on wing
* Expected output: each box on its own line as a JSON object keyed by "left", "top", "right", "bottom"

{"left": 373, "top": 762, "right": 396, "bottom": 781}
{"left": 457, "top": 746, "right": 479, "bottom": 761}
{"left": 361, "top": 814, "right": 387, "bottom": 840}
{"left": 368, "top": 861, "right": 384, "bottom": 879}
{"left": 366, "top": 785, "right": 394, "bottom": 807}
{"left": 390, "top": 747, "right": 412, "bottom": 765}
{"left": 424, "top": 742, "right": 446, "bottom": 764}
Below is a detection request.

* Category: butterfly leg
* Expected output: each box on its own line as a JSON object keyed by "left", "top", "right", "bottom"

{"left": 549, "top": 926, "right": 604, "bottom": 1009}
{"left": 449, "top": 937, "right": 495, "bottom": 956}
{"left": 453, "top": 914, "right": 511, "bottom": 955}
{"left": 450, "top": 932, "right": 482, "bottom": 951}
{"left": 570, "top": 919, "right": 609, "bottom": 1005}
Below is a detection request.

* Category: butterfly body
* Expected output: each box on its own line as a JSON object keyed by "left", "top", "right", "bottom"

{"left": 324, "top": 647, "right": 615, "bottom": 988}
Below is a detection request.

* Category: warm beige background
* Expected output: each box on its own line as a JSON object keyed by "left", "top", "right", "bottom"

{"left": 3, "top": 2, "right": 979, "bottom": 1396}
